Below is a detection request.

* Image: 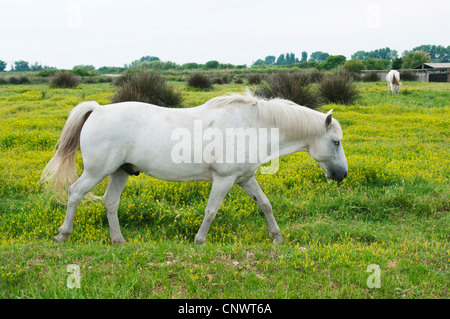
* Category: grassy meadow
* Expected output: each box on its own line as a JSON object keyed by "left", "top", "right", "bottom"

{"left": 0, "top": 79, "right": 448, "bottom": 299}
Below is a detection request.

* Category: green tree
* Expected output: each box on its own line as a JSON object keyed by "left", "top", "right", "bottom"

{"left": 411, "top": 45, "right": 449, "bottom": 63}
{"left": 205, "top": 60, "right": 220, "bottom": 69}
{"left": 352, "top": 47, "right": 397, "bottom": 60}
{"left": 276, "top": 54, "right": 286, "bottom": 65}
{"left": 0, "top": 60, "right": 6, "bottom": 72}
{"left": 344, "top": 59, "right": 366, "bottom": 73}
{"left": 13, "top": 60, "right": 30, "bottom": 72}
{"left": 371, "top": 47, "right": 398, "bottom": 60}
{"left": 265, "top": 56, "right": 276, "bottom": 66}
{"left": 364, "top": 58, "right": 391, "bottom": 70}
{"left": 401, "top": 51, "right": 432, "bottom": 69}
{"left": 320, "top": 55, "right": 346, "bottom": 70}
{"left": 301, "top": 51, "right": 307, "bottom": 62}
{"left": 252, "top": 59, "right": 266, "bottom": 67}
{"left": 351, "top": 50, "right": 370, "bottom": 60}
{"left": 309, "top": 51, "right": 329, "bottom": 62}
{"left": 181, "top": 62, "right": 200, "bottom": 70}
{"left": 73, "top": 65, "right": 96, "bottom": 72}
{"left": 140, "top": 56, "right": 160, "bottom": 63}
{"left": 392, "top": 57, "right": 403, "bottom": 70}
{"left": 30, "top": 62, "right": 44, "bottom": 72}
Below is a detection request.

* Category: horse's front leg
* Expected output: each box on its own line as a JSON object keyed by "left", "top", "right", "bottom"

{"left": 239, "top": 176, "right": 283, "bottom": 244}
{"left": 194, "top": 176, "right": 235, "bottom": 246}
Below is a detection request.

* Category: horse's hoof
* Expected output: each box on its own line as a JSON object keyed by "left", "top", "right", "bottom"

{"left": 53, "top": 234, "right": 68, "bottom": 243}
{"left": 272, "top": 236, "right": 284, "bottom": 245}
{"left": 194, "top": 237, "right": 205, "bottom": 246}
{"left": 111, "top": 238, "right": 128, "bottom": 246}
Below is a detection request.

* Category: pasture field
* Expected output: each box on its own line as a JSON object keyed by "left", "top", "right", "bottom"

{"left": 0, "top": 80, "right": 448, "bottom": 299}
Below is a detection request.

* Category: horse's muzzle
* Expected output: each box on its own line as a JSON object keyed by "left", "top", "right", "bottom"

{"left": 327, "top": 169, "right": 348, "bottom": 182}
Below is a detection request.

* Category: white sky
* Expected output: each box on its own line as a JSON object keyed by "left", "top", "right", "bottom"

{"left": 1, "top": 0, "right": 449, "bottom": 69}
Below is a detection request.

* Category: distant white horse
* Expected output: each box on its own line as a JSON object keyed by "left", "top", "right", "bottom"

{"left": 386, "top": 70, "right": 401, "bottom": 94}
{"left": 41, "top": 93, "right": 348, "bottom": 245}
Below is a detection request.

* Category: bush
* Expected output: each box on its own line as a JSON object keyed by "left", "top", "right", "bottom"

{"left": 37, "top": 69, "right": 58, "bottom": 77}
{"left": 187, "top": 72, "right": 212, "bottom": 89}
{"left": 234, "top": 78, "right": 244, "bottom": 84}
{"left": 248, "top": 74, "right": 262, "bottom": 85}
{"left": 112, "top": 72, "right": 134, "bottom": 87}
{"left": 304, "top": 69, "right": 324, "bottom": 83}
{"left": 344, "top": 59, "right": 366, "bottom": 73}
{"left": 319, "top": 70, "right": 360, "bottom": 105}
{"left": 50, "top": 71, "right": 80, "bottom": 88}
{"left": 254, "top": 72, "right": 322, "bottom": 109}
{"left": 361, "top": 71, "right": 380, "bottom": 82}
{"left": 8, "top": 76, "right": 29, "bottom": 84}
{"left": 112, "top": 71, "right": 183, "bottom": 107}
{"left": 400, "top": 70, "right": 418, "bottom": 81}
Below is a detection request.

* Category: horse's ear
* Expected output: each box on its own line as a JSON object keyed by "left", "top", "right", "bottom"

{"left": 325, "top": 109, "right": 333, "bottom": 127}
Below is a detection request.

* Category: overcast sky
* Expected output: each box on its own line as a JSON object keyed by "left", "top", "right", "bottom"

{"left": 1, "top": 0, "right": 449, "bottom": 69}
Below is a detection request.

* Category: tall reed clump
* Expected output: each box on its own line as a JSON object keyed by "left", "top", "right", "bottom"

{"left": 50, "top": 71, "right": 80, "bottom": 88}
{"left": 254, "top": 72, "right": 322, "bottom": 109}
{"left": 318, "top": 70, "right": 360, "bottom": 105}
{"left": 187, "top": 71, "right": 213, "bottom": 89}
{"left": 112, "top": 71, "right": 183, "bottom": 107}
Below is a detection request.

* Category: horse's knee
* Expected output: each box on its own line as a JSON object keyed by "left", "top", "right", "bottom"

{"left": 204, "top": 209, "right": 216, "bottom": 224}
{"left": 259, "top": 200, "right": 272, "bottom": 214}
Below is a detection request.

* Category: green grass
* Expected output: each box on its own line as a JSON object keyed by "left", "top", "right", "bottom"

{"left": 0, "top": 81, "right": 449, "bottom": 298}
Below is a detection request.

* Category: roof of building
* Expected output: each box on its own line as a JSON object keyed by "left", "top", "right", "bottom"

{"left": 413, "top": 63, "right": 450, "bottom": 69}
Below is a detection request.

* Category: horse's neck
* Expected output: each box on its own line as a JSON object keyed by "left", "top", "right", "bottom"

{"left": 279, "top": 135, "right": 310, "bottom": 157}
{"left": 259, "top": 132, "right": 311, "bottom": 164}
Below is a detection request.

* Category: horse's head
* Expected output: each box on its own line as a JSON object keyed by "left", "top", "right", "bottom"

{"left": 308, "top": 110, "right": 348, "bottom": 182}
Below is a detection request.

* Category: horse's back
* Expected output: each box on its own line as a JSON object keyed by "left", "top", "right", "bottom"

{"left": 78, "top": 101, "right": 241, "bottom": 181}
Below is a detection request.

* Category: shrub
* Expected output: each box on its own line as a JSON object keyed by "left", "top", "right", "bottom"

{"left": 187, "top": 72, "right": 212, "bottom": 89}
{"left": 254, "top": 72, "right": 322, "bottom": 109}
{"left": 304, "top": 69, "right": 324, "bottom": 83}
{"left": 212, "top": 77, "right": 224, "bottom": 85}
{"left": 361, "top": 71, "right": 380, "bottom": 82}
{"left": 82, "top": 77, "right": 97, "bottom": 84}
{"left": 112, "top": 71, "right": 183, "bottom": 107}
{"left": 234, "top": 78, "right": 244, "bottom": 84}
{"left": 98, "top": 76, "right": 113, "bottom": 83}
{"left": 344, "top": 59, "right": 366, "bottom": 73}
{"left": 8, "top": 76, "right": 29, "bottom": 84}
{"left": 50, "top": 71, "right": 80, "bottom": 88}
{"left": 37, "top": 69, "right": 58, "bottom": 77}
{"left": 112, "top": 72, "right": 134, "bottom": 87}
{"left": 248, "top": 74, "right": 262, "bottom": 85}
{"left": 221, "top": 75, "right": 230, "bottom": 84}
{"left": 319, "top": 70, "right": 360, "bottom": 105}
{"left": 400, "top": 70, "right": 418, "bottom": 81}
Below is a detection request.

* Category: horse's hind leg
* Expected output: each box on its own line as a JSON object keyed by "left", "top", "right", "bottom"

{"left": 239, "top": 176, "right": 283, "bottom": 244}
{"left": 53, "top": 171, "right": 105, "bottom": 243}
{"left": 103, "top": 168, "right": 129, "bottom": 245}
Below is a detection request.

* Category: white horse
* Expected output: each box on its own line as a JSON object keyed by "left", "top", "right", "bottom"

{"left": 41, "top": 92, "right": 348, "bottom": 245}
{"left": 386, "top": 70, "right": 401, "bottom": 94}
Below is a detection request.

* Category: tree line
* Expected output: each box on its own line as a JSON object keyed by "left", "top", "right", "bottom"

{"left": 252, "top": 45, "right": 449, "bottom": 70}
{"left": 1, "top": 44, "right": 448, "bottom": 73}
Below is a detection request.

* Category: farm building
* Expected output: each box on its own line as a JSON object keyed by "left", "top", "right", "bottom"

{"left": 413, "top": 63, "right": 450, "bottom": 82}
{"left": 361, "top": 63, "right": 450, "bottom": 82}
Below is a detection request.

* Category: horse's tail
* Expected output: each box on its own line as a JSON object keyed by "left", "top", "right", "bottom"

{"left": 41, "top": 101, "right": 99, "bottom": 203}
{"left": 393, "top": 72, "right": 400, "bottom": 86}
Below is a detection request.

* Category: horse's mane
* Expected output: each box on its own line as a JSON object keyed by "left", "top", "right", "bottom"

{"left": 203, "top": 91, "right": 342, "bottom": 139}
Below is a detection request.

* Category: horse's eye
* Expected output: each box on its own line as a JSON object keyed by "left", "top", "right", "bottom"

{"left": 333, "top": 141, "right": 340, "bottom": 146}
